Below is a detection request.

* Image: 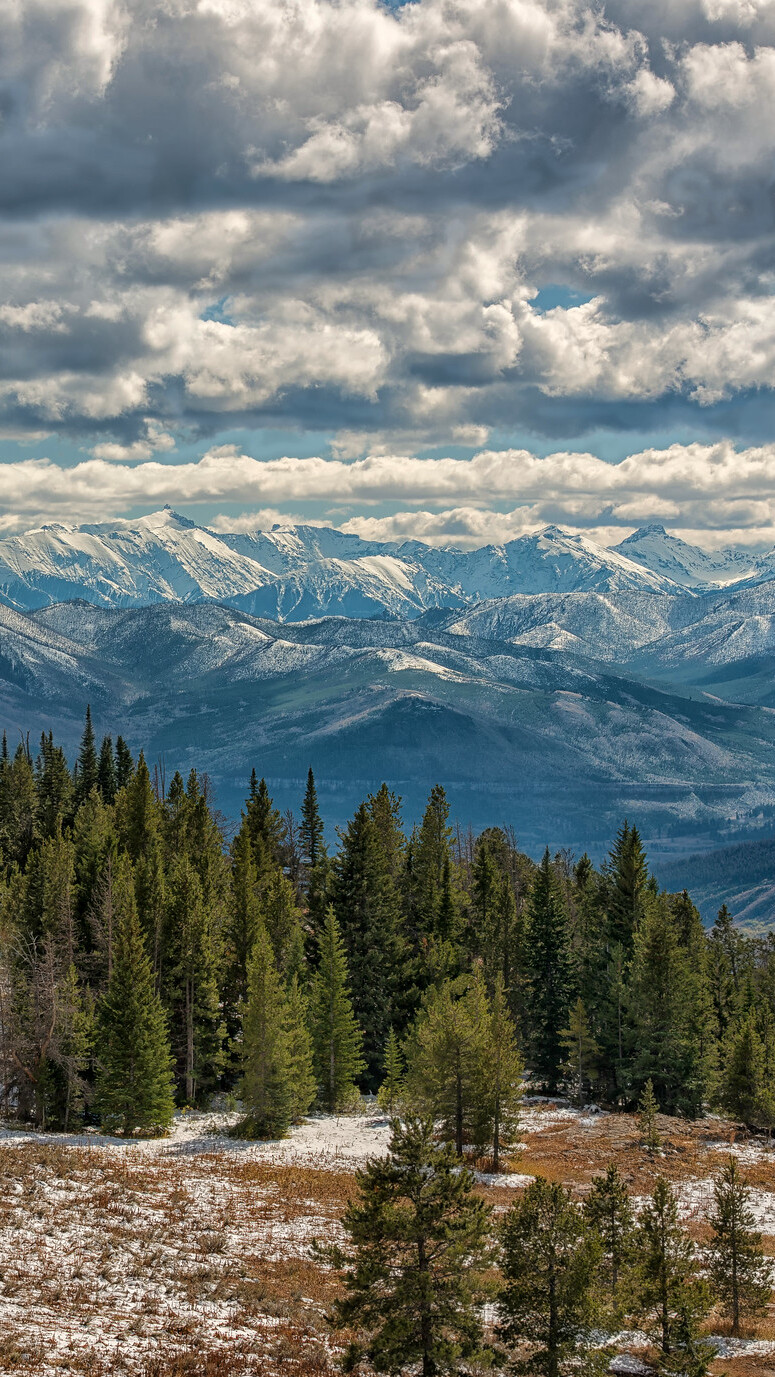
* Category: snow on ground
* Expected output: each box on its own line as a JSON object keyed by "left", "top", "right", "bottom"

{"left": 0, "top": 1107, "right": 393, "bottom": 1169}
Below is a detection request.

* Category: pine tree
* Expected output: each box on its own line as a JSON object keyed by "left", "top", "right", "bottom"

{"left": 657, "top": 1305, "right": 715, "bottom": 1377}
{"left": 405, "top": 975, "right": 488, "bottom": 1157}
{"left": 525, "top": 849, "right": 575, "bottom": 1092}
{"left": 329, "top": 1117, "right": 494, "bottom": 1377}
{"left": 285, "top": 973, "right": 316, "bottom": 1123}
{"left": 332, "top": 802, "right": 404, "bottom": 1087}
{"left": 74, "top": 706, "right": 99, "bottom": 807}
{"left": 238, "top": 921, "right": 293, "bottom": 1138}
{"left": 224, "top": 828, "right": 263, "bottom": 1035}
{"left": 707, "top": 1156, "right": 772, "bottom": 1335}
{"left": 638, "top": 1078, "right": 662, "bottom": 1153}
{"left": 605, "top": 821, "right": 648, "bottom": 951}
{"left": 300, "top": 767, "right": 325, "bottom": 870}
{"left": 310, "top": 907, "right": 365, "bottom": 1111}
{"left": 162, "top": 854, "right": 225, "bottom": 1104}
{"left": 583, "top": 1163, "right": 635, "bottom": 1312}
{"left": 94, "top": 885, "right": 175, "bottom": 1136}
{"left": 499, "top": 1175, "right": 601, "bottom": 1377}
{"left": 716, "top": 1012, "right": 775, "bottom": 1128}
{"left": 481, "top": 973, "right": 523, "bottom": 1170}
{"left": 560, "top": 998, "right": 600, "bottom": 1107}
{"left": 628, "top": 894, "right": 706, "bottom": 1116}
{"left": 377, "top": 1027, "right": 406, "bottom": 1115}
{"left": 115, "top": 736, "right": 134, "bottom": 790}
{"left": 634, "top": 1177, "right": 711, "bottom": 1356}
{"left": 97, "top": 736, "right": 117, "bottom": 805}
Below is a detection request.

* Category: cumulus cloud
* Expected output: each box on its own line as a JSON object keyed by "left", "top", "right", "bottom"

{"left": 4, "top": 439, "right": 775, "bottom": 545}
{"left": 1, "top": 0, "right": 775, "bottom": 537}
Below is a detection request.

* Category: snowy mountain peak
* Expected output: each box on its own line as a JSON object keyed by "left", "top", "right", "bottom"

{"left": 613, "top": 525, "right": 757, "bottom": 590}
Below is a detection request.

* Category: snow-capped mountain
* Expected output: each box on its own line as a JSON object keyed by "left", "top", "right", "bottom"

{"left": 5, "top": 596, "right": 775, "bottom": 852}
{"left": 0, "top": 510, "right": 688, "bottom": 620}
{"left": 612, "top": 524, "right": 757, "bottom": 590}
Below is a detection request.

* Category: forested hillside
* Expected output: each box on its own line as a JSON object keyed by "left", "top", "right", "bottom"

{"left": 1, "top": 710, "right": 774, "bottom": 1140}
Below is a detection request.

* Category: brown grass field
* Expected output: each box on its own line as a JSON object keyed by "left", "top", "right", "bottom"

{"left": 1, "top": 1105, "right": 775, "bottom": 1375}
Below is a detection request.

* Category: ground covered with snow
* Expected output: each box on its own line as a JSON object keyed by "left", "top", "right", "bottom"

{"left": 2, "top": 1102, "right": 775, "bottom": 1375}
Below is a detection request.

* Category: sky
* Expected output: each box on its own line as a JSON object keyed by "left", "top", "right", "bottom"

{"left": 2, "top": 0, "right": 775, "bottom": 549}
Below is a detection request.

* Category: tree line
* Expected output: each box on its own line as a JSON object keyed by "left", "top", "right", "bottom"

{"left": 327, "top": 1119, "right": 771, "bottom": 1377}
{"left": 1, "top": 709, "right": 775, "bottom": 1137}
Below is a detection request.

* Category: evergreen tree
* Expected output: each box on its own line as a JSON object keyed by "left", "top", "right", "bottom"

{"left": 329, "top": 1116, "right": 494, "bottom": 1377}
{"left": 97, "top": 736, "right": 117, "bottom": 805}
{"left": 35, "top": 734, "right": 74, "bottom": 837}
{"left": 162, "top": 854, "right": 225, "bottom": 1104}
{"left": 244, "top": 774, "right": 285, "bottom": 876}
{"left": 525, "top": 850, "right": 575, "bottom": 1092}
{"left": 74, "top": 705, "right": 99, "bottom": 807}
{"left": 716, "top": 1012, "right": 775, "bottom": 1128}
{"left": 638, "top": 1078, "right": 663, "bottom": 1153}
{"left": 310, "top": 907, "right": 365, "bottom": 1111}
{"left": 707, "top": 1156, "right": 772, "bottom": 1335}
{"left": 300, "top": 767, "right": 325, "bottom": 870}
{"left": 657, "top": 1305, "right": 715, "bottom": 1377}
{"left": 583, "top": 1164, "right": 635, "bottom": 1312}
{"left": 605, "top": 821, "right": 648, "bottom": 951}
{"left": 481, "top": 973, "right": 523, "bottom": 1170}
{"left": 238, "top": 920, "right": 293, "bottom": 1138}
{"left": 405, "top": 975, "right": 488, "bottom": 1157}
{"left": 628, "top": 894, "right": 706, "bottom": 1116}
{"left": 499, "top": 1175, "right": 601, "bottom": 1377}
{"left": 94, "top": 885, "right": 175, "bottom": 1136}
{"left": 115, "top": 736, "right": 134, "bottom": 789}
{"left": 634, "top": 1177, "right": 711, "bottom": 1356}
{"left": 332, "top": 801, "right": 404, "bottom": 1087}
{"left": 224, "top": 827, "right": 263, "bottom": 1036}
{"left": 377, "top": 1027, "right": 406, "bottom": 1115}
{"left": 560, "top": 998, "right": 600, "bottom": 1107}
{"left": 285, "top": 973, "right": 316, "bottom": 1123}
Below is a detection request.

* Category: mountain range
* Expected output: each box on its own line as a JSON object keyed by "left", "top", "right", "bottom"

{"left": 4, "top": 508, "right": 775, "bottom": 921}
{"left": 0, "top": 508, "right": 769, "bottom": 622}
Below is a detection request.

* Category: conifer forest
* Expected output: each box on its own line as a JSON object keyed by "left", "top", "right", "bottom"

{"left": 3, "top": 713, "right": 775, "bottom": 1374}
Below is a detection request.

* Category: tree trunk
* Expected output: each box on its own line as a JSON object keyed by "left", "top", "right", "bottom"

{"left": 493, "top": 1092, "right": 500, "bottom": 1172}
{"left": 455, "top": 1069, "right": 463, "bottom": 1157}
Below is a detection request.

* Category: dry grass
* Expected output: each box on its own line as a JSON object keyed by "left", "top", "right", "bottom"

{"left": 2, "top": 1105, "right": 775, "bottom": 1373}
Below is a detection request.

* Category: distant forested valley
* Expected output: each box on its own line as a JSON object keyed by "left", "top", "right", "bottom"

{"left": 1, "top": 710, "right": 774, "bottom": 1141}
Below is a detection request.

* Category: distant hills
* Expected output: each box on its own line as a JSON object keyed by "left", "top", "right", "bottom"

{"left": 4, "top": 509, "right": 775, "bottom": 920}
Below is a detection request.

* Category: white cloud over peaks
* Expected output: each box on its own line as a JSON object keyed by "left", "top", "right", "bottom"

{"left": 5, "top": 440, "right": 775, "bottom": 543}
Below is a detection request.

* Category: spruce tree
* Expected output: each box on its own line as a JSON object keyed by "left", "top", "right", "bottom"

{"left": 75, "top": 705, "right": 99, "bottom": 807}
{"left": 405, "top": 974, "right": 488, "bottom": 1157}
{"left": 377, "top": 1027, "right": 406, "bottom": 1115}
{"left": 638, "top": 1078, "right": 662, "bottom": 1153}
{"left": 162, "top": 854, "right": 225, "bottom": 1104}
{"left": 605, "top": 820, "right": 648, "bottom": 951}
{"left": 331, "top": 801, "right": 404, "bottom": 1087}
{"left": 634, "top": 1177, "right": 711, "bottom": 1356}
{"left": 525, "top": 849, "right": 575, "bottom": 1092}
{"left": 716, "top": 1012, "right": 774, "bottom": 1128}
{"left": 707, "top": 1155, "right": 772, "bottom": 1335}
{"left": 628, "top": 893, "right": 706, "bottom": 1116}
{"left": 583, "top": 1163, "right": 635, "bottom": 1312}
{"left": 238, "top": 920, "right": 293, "bottom": 1138}
{"left": 560, "top": 998, "right": 600, "bottom": 1107}
{"left": 310, "top": 907, "right": 365, "bottom": 1111}
{"left": 300, "top": 767, "right": 325, "bottom": 870}
{"left": 481, "top": 972, "right": 523, "bottom": 1170}
{"left": 285, "top": 973, "right": 316, "bottom": 1123}
{"left": 95, "top": 884, "right": 175, "bottom": 1136}
{"left": 115, "top": 736, "right": 134, "bottom": 789}
{"left": 499, "top": 1175, "right": 601, "bottom": 1377}
{"left": 329, "top": 1116, "right": 494, "bottom": 1377}
{"left": 97, "top": 736, "right": 117, "bottom": 805}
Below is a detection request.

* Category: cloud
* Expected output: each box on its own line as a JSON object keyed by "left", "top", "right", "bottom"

{"left": 0, "top": 0, "right": 775, "bottom": 519}
{"left": 5, "top": 439, "right": 775, "bottom": 545}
